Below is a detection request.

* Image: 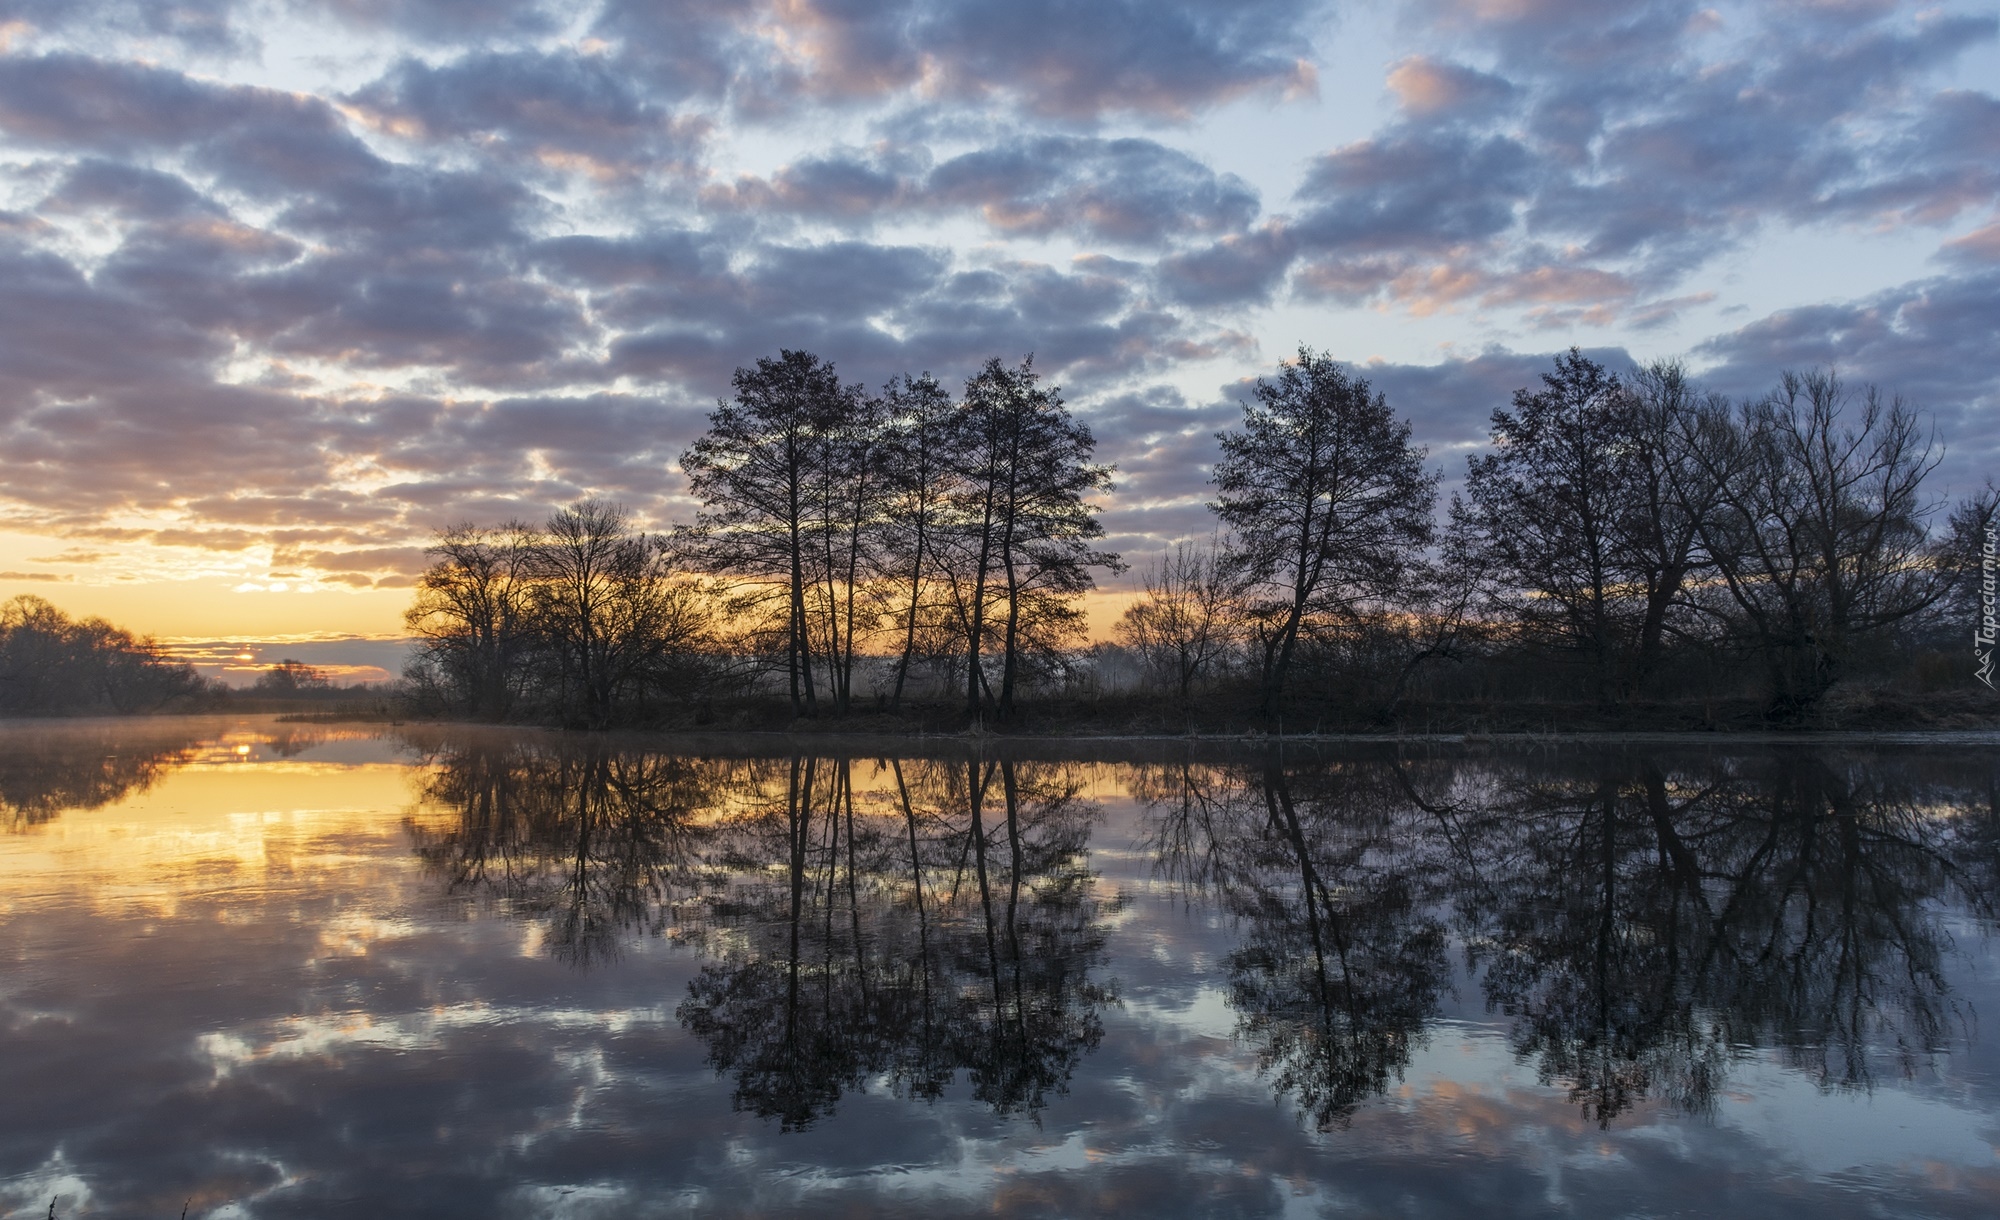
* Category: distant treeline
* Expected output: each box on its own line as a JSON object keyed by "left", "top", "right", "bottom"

{"left": 0, "top": 596, "right": 208, "bottom": 715}
{"left": 0, "top": 595, "right": 396, "bottom": 716}
{"left": 404, "top": 347, "right": 1993, "bottom": 729}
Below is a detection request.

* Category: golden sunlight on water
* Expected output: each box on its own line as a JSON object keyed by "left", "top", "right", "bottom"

{"left": 4, "top": 731, "right": 424, "bottom": 923}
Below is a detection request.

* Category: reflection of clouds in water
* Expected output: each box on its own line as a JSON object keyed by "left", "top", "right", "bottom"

{"left": 194, "top": 1004, "right": 676, "bottom": 1077}
{"left": 4, "top": 729, "right": 2000, "bottom": 1217}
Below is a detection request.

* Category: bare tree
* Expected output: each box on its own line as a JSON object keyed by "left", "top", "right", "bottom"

{"left": 404, "top": 522, "right": 536, "bottom": 719}
{"left": 1682, "top": 370, "right": 1945, "bottom": 717}
{"left": 1115, "top": 540, "right": 1240, "bottom": 703}
{"left": 0, "top": 595, "right": 206, "bottom": 714}
{"left": 1212, "top": 347, "right": 1436, "bottom": 715}
{"left": 807, "top": 388, "right": 886, "bottom": 715}
{"left": 1456, "top": 351, "right": 1731, "bottom": 702}
{"left": 1378, "top": 544, "right": 1488, "bottom": 718}
{"left": 1456, "top": 349, "right": 1632, "bottom": 701}
{"left": 527, "top": 500, "right": 712, "bottom": 727}
{"left": 253, "top": 659, "right": 332, "bottom": 695}
{"left": 1619, "top": 360, "right": 1728, "bottom": 688}
{"left": 1931, "top": 483, "right": 1999, "bottom": 672}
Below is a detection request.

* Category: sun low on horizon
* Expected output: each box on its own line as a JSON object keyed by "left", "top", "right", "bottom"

{"left": 2, "top": 0, "right": 1996, "bottom": 678}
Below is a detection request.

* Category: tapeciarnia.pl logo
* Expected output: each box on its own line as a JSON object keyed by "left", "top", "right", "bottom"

{"left": 1978, "top": 521, "right": 1997, "bottom": 689}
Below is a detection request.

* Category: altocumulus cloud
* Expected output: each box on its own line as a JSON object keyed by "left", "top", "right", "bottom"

{"left": 0, "top": 0, "right": 1994, "bottom": 597}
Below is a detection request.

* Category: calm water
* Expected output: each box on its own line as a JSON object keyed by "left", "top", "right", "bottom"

{"left": 4, "top": 719, "right": 1999, "bottom": 1219}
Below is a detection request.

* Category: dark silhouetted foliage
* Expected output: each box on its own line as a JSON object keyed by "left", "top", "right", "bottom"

{"left": 0, "top": 595, "right": 208, "bottom": 715}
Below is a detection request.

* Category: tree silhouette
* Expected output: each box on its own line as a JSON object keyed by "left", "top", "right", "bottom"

{"left": 1211, "top": 348, "right": 1436, "bottom": 716}
{"left": 680, "top": 350, "right": 862, "bottom": 717}
{"left": 949, "top": 356, "right": 1120, "bottom": 722}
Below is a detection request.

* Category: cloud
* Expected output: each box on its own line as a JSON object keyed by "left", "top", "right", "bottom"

{"left": 0, "top": 0, "right": 244, "bottom": 53}
{"left": 604, "top": 0, "right": 1325, "bottom": 120}
{"left": 1385, "top": 55, "right": 1516, "bottom": 118}
{"left": 0, "top": 236, "right": 224, "bottom": 405}
{"left": 310, "top": 0, "right": 566, "bottom": 44}
{"left": 705, "top": 135, "right": 1261, "bottom": 248}
{"left": 1227, "top": 2, "right": 2000, "bottom": 327}
{"left": 1941, "top": 218, "right": 2000, "bottom": 265}
{"left": 1695, "top": 268, "right": 2000, "bottom": 493}
{"left": 927, "top": 137, "right": 1259, "bottom": 244}
{"left": 1512, "top": 8, "right": 2000, "bottom": 271}
{"left": 1155, "top": 223, "right": 1296, "bottom": 306}
{"left": 901, "top": 0, "right": 1321, "bottom": 119}
{"left": 345, "top": 50, "right": 712, "bottom": 181}
{"left": 1293, "top": 131, "right": 1535, "bottom": 255}
{"left": 0, "top": 53, "right": 245, "bottom": 152}
{"left": 42, "top": 158, "right": 218, "bottom": 219}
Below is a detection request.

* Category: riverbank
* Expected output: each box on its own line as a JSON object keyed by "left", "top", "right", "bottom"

{"left": 383, "top": 680, "right": 2000, "bottom": 737}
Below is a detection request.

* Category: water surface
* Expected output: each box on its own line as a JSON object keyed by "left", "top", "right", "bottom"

{"left": 4, "top": 718, "right": 1998, "bottom": 1218}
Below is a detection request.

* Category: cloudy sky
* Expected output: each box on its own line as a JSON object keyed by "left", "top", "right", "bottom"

{"left": 0, "top": 0, "right": 1996, "bottom": 676}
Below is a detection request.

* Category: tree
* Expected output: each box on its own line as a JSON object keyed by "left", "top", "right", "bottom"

{"left": 1211, "top": 347, "right": 1436, "bottom": 715}
{"left": 253, "top": 659, "right": 332, "bottom": 695}
{"left": 1115, "top": 539, "right": 1240, "bottom": 703}
{"left": 949, "top": 356, "right": 1120, "bottom": 722}
{"left": 1617, "top": 360, "right": 1728, "bottom": 689}
{"left": 877, "top": 372, "right": 961, "bottom": 711}
{"left": 805, "top": 385, "right": 886, "bottom": 715}
{"left": 1458, "top": 352, "right": 1733, "bottom": 701}
{"left": 681, "top": 350, "right": 860, "bottom": 716}
{"left": 404, "top": 522, "right": 535, "bottom": 719}
{"left": 1926, "top": 481, "right": 1997, "bottom": 674}
{"left": 1681, "top": 370, "right": 1944, "bottom": 717}
{"left": 525, "top": 500, "right": 712, "bottom": 728}
{"left": 1456, "top": 349, "right": 1637, "bottom": 701}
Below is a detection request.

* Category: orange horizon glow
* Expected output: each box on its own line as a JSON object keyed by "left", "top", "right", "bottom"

{"left": 2, "top": 563, "right": 1143, "bottom": 653}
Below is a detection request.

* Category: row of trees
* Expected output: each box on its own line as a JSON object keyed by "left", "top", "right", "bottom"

{"left": 0, "top": 596, "right": 390, "bottom": 714}
{"left": 1116, "top": 349, "right": 1990, "bottom": 720}
{"left": 681, "top": 351, "right": 1117, "bottom": 721}
{"left": 1452, "top": 354, "right": 1978, "bottom": 716}
{"left": 409, "top": 345, "right": 1991, "bottom": 726}
{"left": 408, "top": 352, "right": 1120, "bottom": 726}
{"left": 403, "top": 502, "right": 714, "bottom": 726}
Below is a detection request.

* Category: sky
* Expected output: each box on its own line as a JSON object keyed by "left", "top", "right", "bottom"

{"left": 0, "top": 0, "right": 1996, "bottom": 682}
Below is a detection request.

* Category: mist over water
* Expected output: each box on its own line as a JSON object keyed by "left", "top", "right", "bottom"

{"left": 4, "top": 719, "right": 1999, "bottom": 1218}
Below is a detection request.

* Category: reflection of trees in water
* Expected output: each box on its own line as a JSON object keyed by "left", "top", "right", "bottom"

{"left": 1462, "top": 753, "right": 1989, "bottom": 1124}
{"left": 409, "top": 740, "right": 730, "bottom": 966}
{"left": 679, "top": 756, "right": 1113, "bottom": 1128}
{"left": 411, "top": 742, "right": 1114, "bottom": 1128}
{"left": 1140, "top": 759, "right": 1448, "bottom": 1130}
{"left": 1142, "top": 749, "right": 1998, "bottom": 1130}
{"left": 1, "top": 723, "right": 205, "bottom": 830}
